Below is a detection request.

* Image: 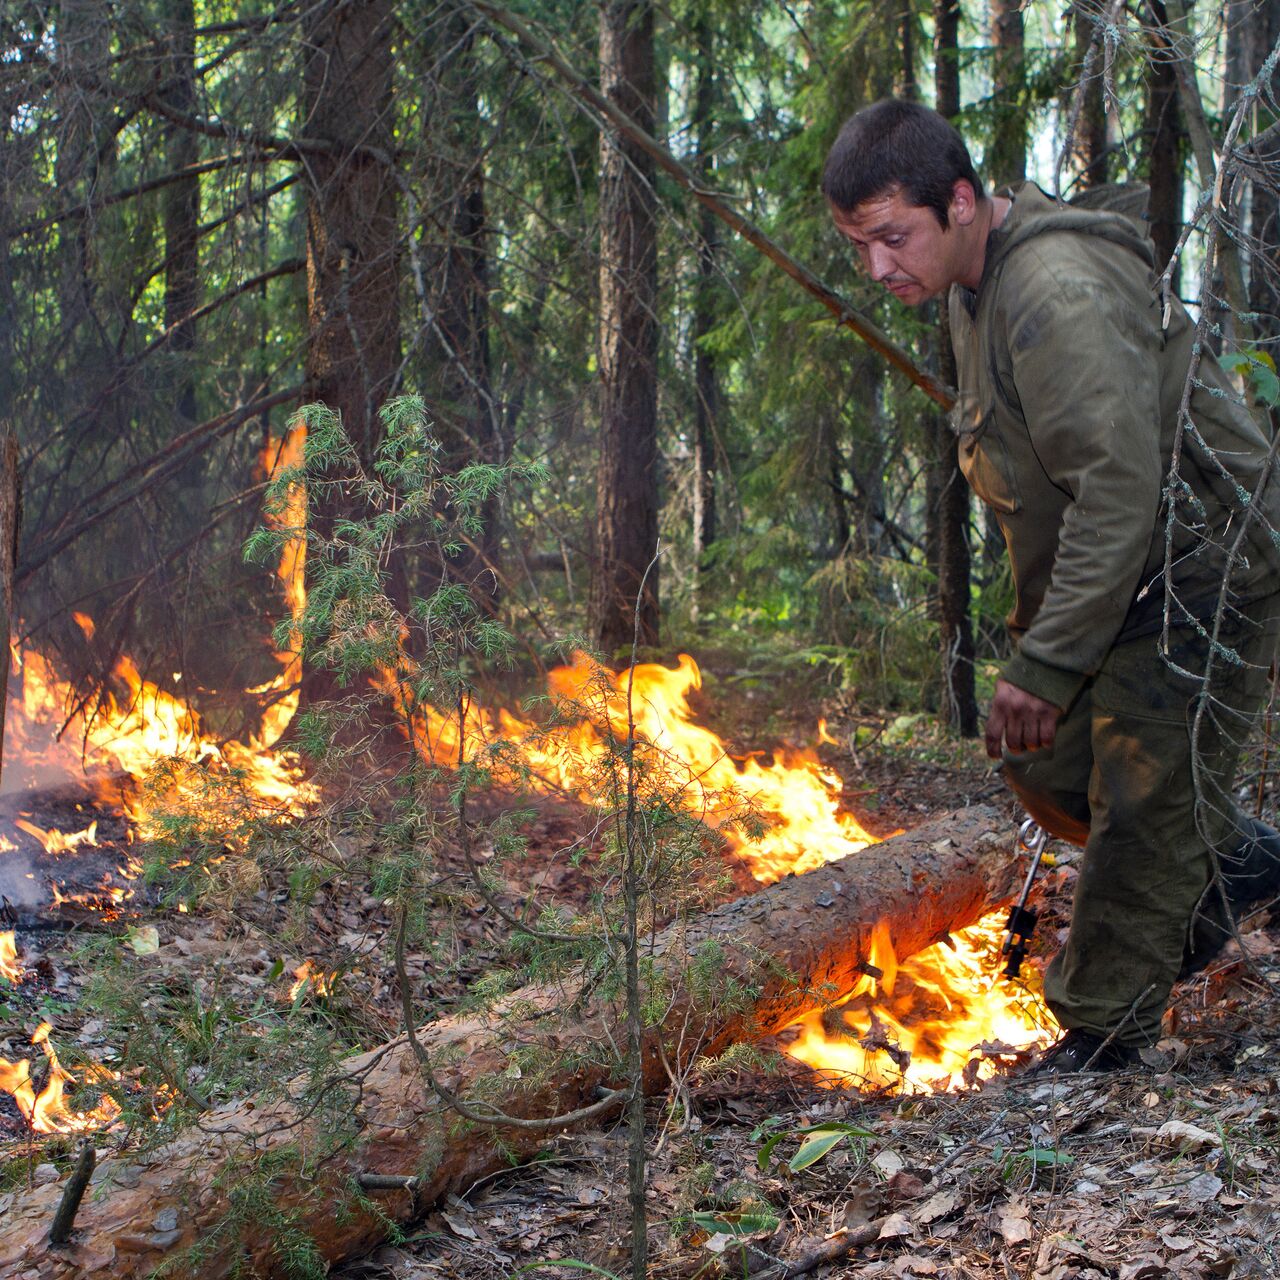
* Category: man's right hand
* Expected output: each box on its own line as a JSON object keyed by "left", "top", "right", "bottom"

{"left": 985, "top": 678, "right": 1062, "bottom": 759}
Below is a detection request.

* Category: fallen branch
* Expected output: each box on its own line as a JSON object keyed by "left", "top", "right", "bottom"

{"left": 0, "top": 806, "right": 1021, "bottom": 1279}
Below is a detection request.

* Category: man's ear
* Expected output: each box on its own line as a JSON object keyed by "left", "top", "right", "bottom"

{"left": 949, "top": 178, "right": 979, "bottom": 228}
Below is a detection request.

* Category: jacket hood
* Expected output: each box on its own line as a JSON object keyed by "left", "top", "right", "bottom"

{"left": 986, "top": 181, "right": 1156, "bottom": 283}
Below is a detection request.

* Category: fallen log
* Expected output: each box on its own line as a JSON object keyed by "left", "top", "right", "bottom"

{"left": 1, "top": 805, "right": 1023, "bottom": 1280}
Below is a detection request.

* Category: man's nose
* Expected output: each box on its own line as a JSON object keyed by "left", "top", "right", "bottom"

{"left": 866, "top": 244, "right": 894, "bottom": 281}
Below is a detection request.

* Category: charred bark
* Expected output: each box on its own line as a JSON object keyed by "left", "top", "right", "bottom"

{"left": 0, "top": 807, "right": 1022, "bottom": 1279}
{"left": 592, "top": 0, "right": 660, "bottom": 656}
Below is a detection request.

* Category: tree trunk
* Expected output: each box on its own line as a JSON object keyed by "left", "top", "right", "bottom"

{"left": 1072, "top": 0, "right": 1109, "bottom": 187}
{"left": 592, "top": 0, "right": 660, "bottom": 656}
{"left": 988, "top": 0, "right": 1026, "bottom": 188}
{"left": 424, "top": 22, "right": 502, "bottom": 601}
{"left": 0, "top": 428, "right": 20, "bottom": 788}
{"left": 1144, "top": 0, "right": 1184, "bottom": 292}
{"left": 897, "top": 1, "right": 919, "bottom": 101}
{"left": 162, "top": 0, "right": 200, "bottom": 430}
{"left": 302, "top": 0, "right": 400, "bottom": 473}
{"left": 0, "top": 807, "right": 1022, "bottom": 1280}
{"left": 55, "top": 0, "right": 114, "bottom": 346}
{"left": 691, "top": 11, "right": 719, "bottom": 582}
{"left": 1228, "top": 0, "right": 1280, "bottom": 343}
{"left": 932, "top": 0, "right": 978, "bottom": 737}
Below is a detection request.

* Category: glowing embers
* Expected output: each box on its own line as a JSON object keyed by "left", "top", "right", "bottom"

{"left": 781, "top": 912, "right": 1053, "bottom": 1092}
{"left": 391, "top": 652, "right": 880, "bottom": 885}
{"left": 0, "top": 1022, "right": 120, "bottom": 1134}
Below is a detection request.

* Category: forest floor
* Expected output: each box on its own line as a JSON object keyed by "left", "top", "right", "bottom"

{"left": 3, "top": 655, "right": 1280, "bottom": 1279}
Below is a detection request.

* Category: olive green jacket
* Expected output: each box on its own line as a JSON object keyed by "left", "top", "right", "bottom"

{"left": 950, "top": 181, "right": 1280, "bottom": 710}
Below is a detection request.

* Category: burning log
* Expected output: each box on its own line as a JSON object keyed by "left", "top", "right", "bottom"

{"left": 0, "top": 805, "right": 1023, "bottom": 1280}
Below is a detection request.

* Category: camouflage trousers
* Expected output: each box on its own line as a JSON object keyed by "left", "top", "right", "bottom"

{"left": 1003, "top": 597, "right": 1280, "bottom": 1049}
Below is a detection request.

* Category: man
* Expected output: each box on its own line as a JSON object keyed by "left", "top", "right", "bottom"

{"left": 823, "top": 98, "right": 1280, "bottom": 1073}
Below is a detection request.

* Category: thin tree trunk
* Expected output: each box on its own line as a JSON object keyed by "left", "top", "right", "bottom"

{"left": 988, "top": 0, "right": 1026, "bottom": 188}
{"left": 592, "top": 0, "right": 660, "bottom": 655}
{"left": 0, "top": 807, "right": 1022, "bottom": 1280}
{"left": 55, "top": 0, "right": 114, "bottom": 346}
{"left": 1229, "top": 0, "right": 1280, "bottom": 342}
{"left": 0, "top": 429, "right": 20, "bottom": 788}
{"left": 301, "top": 0, "right": 400, "bottom": 473}
{"left": 1072, "top": 0, "right": 1110, "bottom": 187}
{"left": 163, "top": 0, "right": 200, "bottom": 430}
{"left": 426, "top": 22, "right": 502, "bottom": 601}
{"left": 1145, "top": 0, "right": 1185, "bottom": 293}
{"left": 933, "top": 0, "right": 978, "bottom": 737}
{"left": 691, "top": 11, "right": 719, "bottom": 582}
{"left": 897, "top": 1, "right": 919, "bottom": 100}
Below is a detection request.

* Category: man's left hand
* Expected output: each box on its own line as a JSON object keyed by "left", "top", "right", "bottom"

{"left": 985, "top": 678, "right": 1062, "bottom": 759}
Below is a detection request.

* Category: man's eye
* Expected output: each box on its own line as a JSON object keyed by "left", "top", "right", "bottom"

{"left": 885, "top": 236, "right": 905, "bottom": 248}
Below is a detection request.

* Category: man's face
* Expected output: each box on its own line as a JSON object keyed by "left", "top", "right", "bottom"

{"left": 830, "top": 184, "right": 968, "bottom": 305}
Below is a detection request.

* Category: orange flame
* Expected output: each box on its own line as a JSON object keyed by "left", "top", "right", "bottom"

{"left": 14, "top": 817, "right": 98, "bottom": 854}
{"left": 249, "top": 423, "right": 307, "bottom": 751}
{"left": 781, "top": 910, "right": 1052, "bottom": 1091}
{"left": 2, "top": 424, "right": 314, "bottom": 834}
{"left": 288, "top": 959, "right": 335, "bottom": 1000}
{"left": 388, "top": 652, "right": 878, "bottom": 885}
{"left": 0, "top": 1022, "right": 120, "bottom": 1134}
{"left": 0, "top": 931, "right": 22, "bottom": 983}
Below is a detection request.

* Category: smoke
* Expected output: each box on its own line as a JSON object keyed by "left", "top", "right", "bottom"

{"left": 0, "top": 846, "right": 47, "bottom": 909}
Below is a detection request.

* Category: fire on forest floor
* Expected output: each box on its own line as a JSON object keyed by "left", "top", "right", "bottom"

{"left": 336, "top": 909, "right": 1280, "bottom": 1280}
{"left": 0, "top": 642, "right": 1051, "bottom": 1144}
{"left": 0, "top": 415, "right": 1049, "bottom": 1141}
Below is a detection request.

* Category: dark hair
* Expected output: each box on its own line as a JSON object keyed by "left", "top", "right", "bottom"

{"left": 821, "top": 99, "right": 984, "bottom": 229}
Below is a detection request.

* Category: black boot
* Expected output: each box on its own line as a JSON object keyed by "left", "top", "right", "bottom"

{"left": 1180, "top": 818, "right": 1280, "bottom": 978}
{"left": 1025, "top": 1029, "right": 1139, "bottom": 1076}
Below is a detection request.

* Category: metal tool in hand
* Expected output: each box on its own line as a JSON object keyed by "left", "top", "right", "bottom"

{"left": 1000, "top": 818, "right": 1048, "bottom": 979}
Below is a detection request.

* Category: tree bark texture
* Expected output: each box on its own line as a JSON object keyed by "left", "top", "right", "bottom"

{"left": 592, "top": 0, "right": 660, "bottom": 655}
{"left": 1144, "top": 0, "right": 1184, "bottom": 294}
{"left": 932, "top": 0, "right": 978, "bottom": 738}
{"left": 302, "top": 0, "right": 400, "bottom": 471}
{"left": 0, "top": 807, "right": 1024, "bottom": 1280}
{"left": 988, "top": 0, "right": 1027, "bottom": 188}
{"left": 1072, "top": 0, "right": 1110, "bottom": 187}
